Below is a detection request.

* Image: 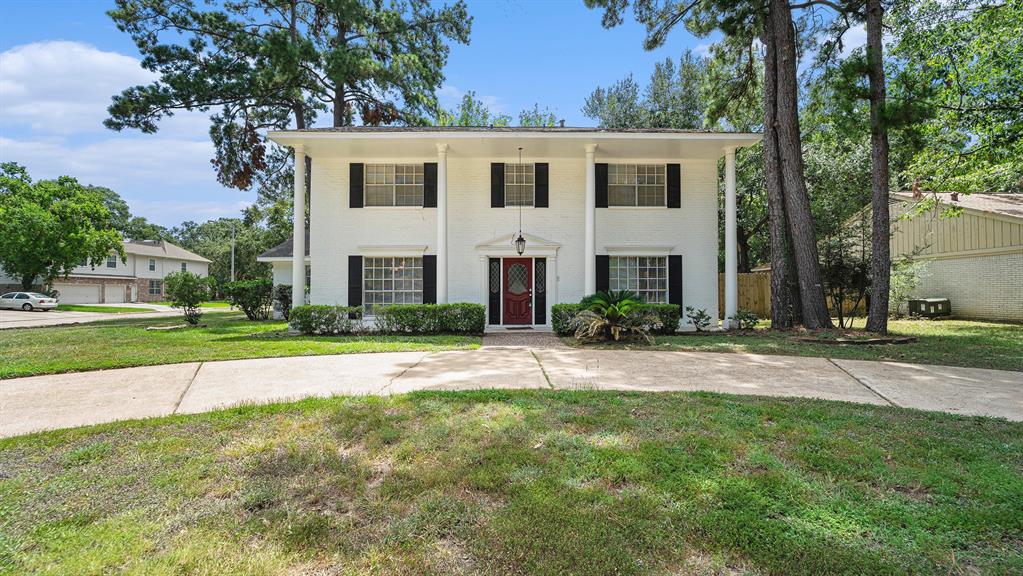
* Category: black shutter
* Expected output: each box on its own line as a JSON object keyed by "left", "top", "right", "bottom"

{"left": 666, "top": 163, "right": 681, "bottom": 208}
{"left": 350, "top": 163, "right": 364, "bottom": 208}
{"left": 534, "top": 258, "right": 546, "bottom": 325}
{"left": 491, "top": 163, "right": 505, "bottom": 207}
{"left": 347, "top": 255, "right": 362, "bottom": 306}
{"left": 668, "top": 255, "right": 683, "bottom": 308}
{"left": 534, "top": 163, "right": 549, "bottom": 208}
{"left": 423, "top": 255, "right": 437, "bottom": 304}
{"left": 595, "top": 255, "right": 609, "bottom": 294}
{"left": 488, "top": 258, "right": 501, "bottom": 324}
{"left": 595, "top": 163, "right": 609, "bottom": 208}
{"left": 423, "top": 162, "right": 437, "bottom": 207}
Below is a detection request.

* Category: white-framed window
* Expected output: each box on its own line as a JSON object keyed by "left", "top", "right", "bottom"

{"left": 608, "top": 164, "right": 666, "bottom": 207}
{"left": 365, "top": 164, "right": 424, "bottom": 206}
{"left": 505, "top": 163, "right": 535, "bottom": 206}
{"left": 148, "top": 259, "right": 156, "bottom": 271}
{"left": 148, "top": 279, "right": 162, "bottom": 295}
{"left": 180, "top": 262, "right": 187, "bottom": 272}
{"left": 609, "top": 256, "right": 668, "bottom": 304}
{"left": 363, "top": 257, "right": 423, "bottom": 312}
{"left": 106, "top": 255, "right": 117, "bottom": 268}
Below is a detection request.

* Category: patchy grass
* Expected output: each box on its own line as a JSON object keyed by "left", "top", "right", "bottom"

{"left": 0, "top": 312, "right": 479, "bottom": 379}
{"left": 55, "top": 304, "right": 153, "bottom": 313}
{"left": 1, "top": 390, "right": 1020, "bottom": 575}
{"left": 576, "top": 319, "right": 1023, "bottom": 372}
{"left": 150, "top": 300, "right": 233, "bottom": 308}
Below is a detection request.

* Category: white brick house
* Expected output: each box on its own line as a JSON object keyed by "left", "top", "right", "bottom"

{"left": 259, "top": 127, "right": 759, "bottom": 328}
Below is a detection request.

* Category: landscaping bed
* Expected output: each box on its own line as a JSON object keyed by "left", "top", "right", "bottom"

{"left": 1, "top": 390, "right": 1020, "bottom": 575}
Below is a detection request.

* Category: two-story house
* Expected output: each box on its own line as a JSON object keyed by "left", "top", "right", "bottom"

{"left": 259, "top": 127, "right": 759, "bottom": 329}
{"left": 0, "top": 239, "right": 211, "bottom": 304}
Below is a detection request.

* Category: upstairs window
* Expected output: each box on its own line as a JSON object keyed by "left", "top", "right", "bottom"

{"left": 608, "top": 164, "right": 666, "bottom": 207}
{"left": 181, "top": 262, "right": 187, "bottom": 272}
{"left": 106, "top": 255, "right": 117, "bottom": 268}
{"left": 148, "top": 259, "right": 156, "bottom": 271}
{"left": 504, "top": 163, "right": 535, "bottom": 206}
{"left": 609, "top": 256, "right": 668, "bottom": 304}
{"left": 365, "top": 164, "right": 424, "bottom": 206}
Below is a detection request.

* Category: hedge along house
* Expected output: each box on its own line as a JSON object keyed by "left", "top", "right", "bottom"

{"left": 260, "top": 127, "right": 760, "bottom": 329}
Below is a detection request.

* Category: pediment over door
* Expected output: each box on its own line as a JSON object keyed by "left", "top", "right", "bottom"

{"left": 474, "top": 232, "right": 561, "bottom": 257}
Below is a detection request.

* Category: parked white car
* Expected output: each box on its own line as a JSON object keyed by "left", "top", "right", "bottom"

{"left": 0, "top": 292, "right": 59, "bottom": 311}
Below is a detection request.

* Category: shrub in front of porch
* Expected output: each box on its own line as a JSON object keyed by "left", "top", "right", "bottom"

{"left": 373, "top": 303, "right": 485, "bottom": 335}
{"left": 553, "top": 302, "right": 679, "bottom": 336}
{"left": 289, "top": 304, "right": 363, "bottom": 335}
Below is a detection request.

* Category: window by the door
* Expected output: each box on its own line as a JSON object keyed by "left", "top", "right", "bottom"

{"left": 609, "top": 256, "right": 668, "bottom": 303}
{"left": 148, "top": 280, "right": 162, "bottom": 295}
{"left": 365, "top": 164, "right": 424, "bottom": 206}
{"left": 608, "top": 164, "right": 666, "bottom": 207}
{"left": 363, "top": 257, "right": 423, "bottom": 312}
{"left": 504, "top": 163, "right": 535, "bottom": 206}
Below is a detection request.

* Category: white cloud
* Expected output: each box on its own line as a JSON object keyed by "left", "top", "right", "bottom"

{"left": 840, "top": 24, "right": 867, "bottom": 57}
{"left": 694, "top": 43, "right": 713, "bottom": 58}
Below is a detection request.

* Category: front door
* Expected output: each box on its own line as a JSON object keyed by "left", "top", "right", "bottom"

{"left": 502, "top": 258, "right": 532, "bottom": 324}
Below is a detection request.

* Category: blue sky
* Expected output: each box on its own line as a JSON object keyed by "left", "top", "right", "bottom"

{"left": 0, "top": 0, "right": 711, "bottom": 227}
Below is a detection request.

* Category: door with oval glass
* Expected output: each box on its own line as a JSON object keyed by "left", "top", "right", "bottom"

{"left": 502, "top": 258, "right": 532, "bottom": 324}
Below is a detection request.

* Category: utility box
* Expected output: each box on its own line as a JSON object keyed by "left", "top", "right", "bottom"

{"left": 908, "top": 298, "right": 951, "bottom": 318}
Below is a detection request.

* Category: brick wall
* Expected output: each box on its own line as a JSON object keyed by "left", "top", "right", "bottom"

{"left": 910, "top": 251, "right": 1023, "bottom": 321}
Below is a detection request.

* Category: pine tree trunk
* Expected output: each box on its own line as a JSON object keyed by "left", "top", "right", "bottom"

{"left": 761, "top": 12, "right": 792, "bottom": 329}
{"left": 770, "top": 0, "right": 833, "bottom": 329}
{"left": 864, "top": 0, "right": 891, "bottom": 334}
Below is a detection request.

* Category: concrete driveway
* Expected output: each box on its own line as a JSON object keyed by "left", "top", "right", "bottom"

{"left": 2, "top": 346, "right": 1021, "bottom": 438}
{"left": 0, "top": 307, "right": 180, "bottom": 329}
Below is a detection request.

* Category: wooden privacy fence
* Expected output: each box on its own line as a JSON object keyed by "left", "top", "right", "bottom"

{"left": 718, "top": 272, "right": 771, "bottom": 318}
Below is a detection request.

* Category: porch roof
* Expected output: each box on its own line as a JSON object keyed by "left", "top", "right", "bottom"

{"left": 267, "top": 127, "right": 761, "bottom": 160}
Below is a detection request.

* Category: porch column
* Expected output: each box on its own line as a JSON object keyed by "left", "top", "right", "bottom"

{"left": 436, "top": 143, "right": 449, "bottom": 303}
{"left": 584, "top": 144, "right": 597, "bottom": 295}
{"left": 291, "top": 144, "right": 306, "bottom": 309}
{"left": 724, "top": 146, "right": 738, "bottom": 329}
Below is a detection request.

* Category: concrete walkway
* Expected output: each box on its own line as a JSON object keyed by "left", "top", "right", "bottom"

{"left": 2, "top": 345, "right": 1021, "bottom": 437}
{"left": 0, "top": 307, "right": 177, "bottom": 329}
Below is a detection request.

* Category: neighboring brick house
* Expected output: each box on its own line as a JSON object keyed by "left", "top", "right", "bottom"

{"left": 887, "top": 192, "right": 1023, "bottom": 321}
{"left": 261, "top": 127, "right": 760, "bottom": 328}
{"left": 0, "top": 240, "right": 211, "bottom": 304}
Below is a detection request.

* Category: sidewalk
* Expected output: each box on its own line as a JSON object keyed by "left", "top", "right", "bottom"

{"left": 2, "top": 346, "right": 1021, "bottom": 437}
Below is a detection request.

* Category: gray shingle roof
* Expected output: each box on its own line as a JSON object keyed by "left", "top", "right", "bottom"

{"left": 258, "top": 232, "right": 310, "bottom": 259}
{"left": 123, "top": 240, "right": 211, "bottom": 263}
{"left": 893, "top": 192, "right": 1023, "bottom": 220}
{"left": 283, "top": 126, "right": 740, "bottom": 134}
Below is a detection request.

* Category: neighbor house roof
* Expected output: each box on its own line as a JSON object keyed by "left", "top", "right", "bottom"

{"left": 893, "top": 192, "right": 1023, "bottom": 220}
{"left": 257, "top": 232, "right": 310, "bottom": 261}
{"left": 123, "top": 240, "right": 212, "bottom": 263}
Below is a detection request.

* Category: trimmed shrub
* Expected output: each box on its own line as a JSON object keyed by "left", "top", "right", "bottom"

{"left": 374, "top": 303, "right": 485, "bottom": 335}
{"left": 273, "top": 284, "right": 293, "bottom": 321}
{"left": 552, "top": 304, "right": 581, "bottom": 336}
{"left": 224, "top": 279, "right": 274, "bottom": 320}
{"left": 289, "top": 304, "right": 363, "bottom": 335}
{"left": 685, "top": 306, "right": 712, "bottom": 332}
{"left": 732, "top": 308, "right": 759, "bottom": 330}
{"left": 164, "top": 271, "right": 209, "bottom": 325}
{"left": 639, "top": 303, "right": 680, "bottom": 335}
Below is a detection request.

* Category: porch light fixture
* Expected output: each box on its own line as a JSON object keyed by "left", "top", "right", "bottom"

{"left": 514, "top": 147, "right": 526, "bottom": 255}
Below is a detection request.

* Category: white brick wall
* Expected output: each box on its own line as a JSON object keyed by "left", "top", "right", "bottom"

{"left": 308, "top": 154, "right": 721, "bottom": 325}
{"left": 910, "top": 251, "right": 1023, "bottom": 321}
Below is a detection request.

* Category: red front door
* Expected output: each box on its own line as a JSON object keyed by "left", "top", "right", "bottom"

{"left": 502, "top": 258, "right": 532, "bottom": 324}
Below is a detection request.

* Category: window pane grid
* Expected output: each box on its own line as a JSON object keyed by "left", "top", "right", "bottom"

{"left": 363, "top": 257, "right": 423, "bottom": 312}
{"left": 608, "top": 164, "right": 666, "bottom": 206}
{"left": 505, "top": 163, "right": 535, "bottom": 206}
{"left": 364, "top": 164, "right": 424, "bottom": 206}
{"left": 609, "top": 256, "right": 667, "bottom": 303}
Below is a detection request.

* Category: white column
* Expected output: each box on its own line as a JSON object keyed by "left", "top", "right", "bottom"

{"left": 584, "top": 144, "right": 597, "bottom": 295}
{"left": 436, "top": 143, "right": 449, "bottom": 303}
{"left": 291, "top": 144, "right": 306, "bottom": 309}
{"left": 724, "top": 146, "right": 738, "bottom": 329}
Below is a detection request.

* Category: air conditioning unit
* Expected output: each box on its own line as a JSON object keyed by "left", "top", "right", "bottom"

{"left": 908, "top": 298, "right": 951, "bottom": 318}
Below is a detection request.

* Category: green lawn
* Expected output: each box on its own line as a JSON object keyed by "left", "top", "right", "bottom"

{"left": 150, "top": 300, "right": 233, "bottom": 308}
{"left": 577, "top": 319, "right": 1022, "bottom": 372}
{"left": 55, "top": 304, "right": 153, "bottom": 313}
{"left": 1, "top": 390, "right": 1020, "bottom": 575}
{"left": 0, "top": 312, "right": 479, "bottom": 379}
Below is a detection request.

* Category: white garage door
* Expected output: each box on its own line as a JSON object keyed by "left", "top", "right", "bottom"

{"left": 53, "top": 283, "right": 101, "bottom": 304}
{"left": 106, "top": 286, "right": 126, "bottom": 303}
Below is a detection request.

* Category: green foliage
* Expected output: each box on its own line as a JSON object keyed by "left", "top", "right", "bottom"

{"left": 684, "top": 306, "right": 712, "bottom": 332}
{"left": 435, "top": 90, "right": 511, "bottom": 126}
{"left": 819, "top": 212, "right": 871, "bottom": 328}
{"left": 223, "top": 279, "right": 274, "bottom": 321}
{"left": 889, "top": 256, "right": 930, "bottom": 318}
{"left": 518, "top": 104, "right": 559, "bottom": 127}
{"left": 642, "top": 303, "right": 680, "bottom": 335}
{"left": 273, "top": 284, "right": 293, "bottom": 321}
{"left": 552, "top": 304, "right": 582, "bottom": 336}
{"left": 164, "top": 271, "right": 210, "bottom": 325}
{"left": 732, "top": 308, "right": 759, "bottom": 330}
{"left": 574, "top": 291, "right": 658, "bottom": 342}
{"left": 170, "top": 218, "right": 272, "bottom": 290}
{"left": 289, "top": 305, "right": 364, "bottom": 335}
{"left": 0, "top": 163, "right": 125, "bottom": 290}
{"left": 373, "top": 303, "right": 485, "bottom": 335}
